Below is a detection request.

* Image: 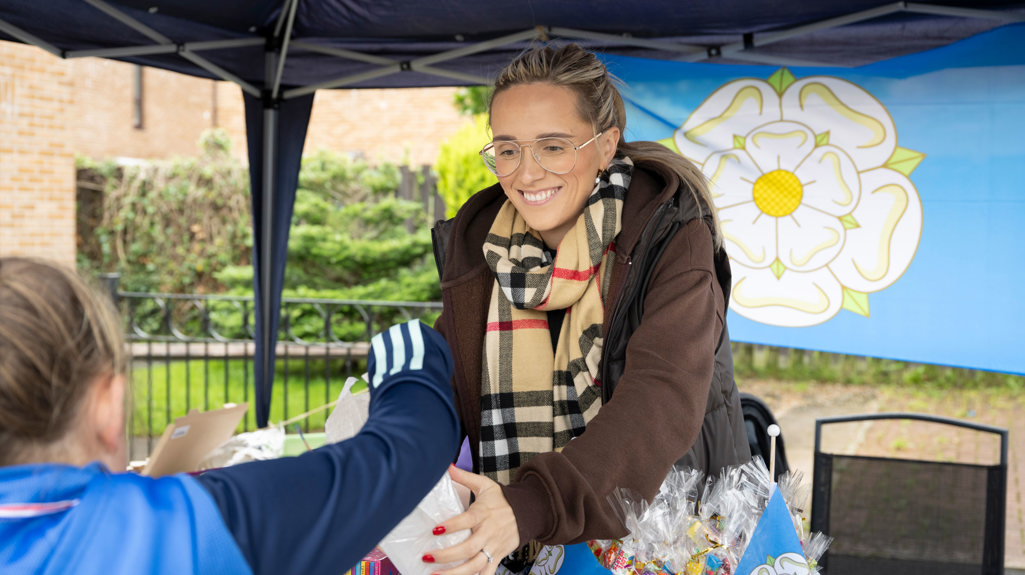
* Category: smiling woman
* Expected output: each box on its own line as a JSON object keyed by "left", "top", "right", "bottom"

{"left": 486, "top": 83, "right": 617, "bottom": 248}
{"left": 430, "top": 44, "right": 752, "bottom": 575}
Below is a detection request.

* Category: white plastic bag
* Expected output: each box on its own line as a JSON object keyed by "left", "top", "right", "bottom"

{"left": 324, "top": 376, "right": 371, "bottom": 443}
{"left": 198, "top": 425, "right": 285, "bottom": 469}
{"left": 378, "top": 474, "right": 469, "bottom": 575}
{"left": 323, "top": 375, "right": 469, "bottom": 575}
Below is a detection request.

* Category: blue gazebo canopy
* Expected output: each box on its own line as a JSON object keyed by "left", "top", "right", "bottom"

{"left": 2, "top": 0, "right": 1023, "bottom": 426}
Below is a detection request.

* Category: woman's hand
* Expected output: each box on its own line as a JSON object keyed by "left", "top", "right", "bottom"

{"left": 423, "top": 466, "right": 520, "bottom": 575}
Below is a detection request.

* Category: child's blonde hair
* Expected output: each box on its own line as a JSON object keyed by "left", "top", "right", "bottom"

{"left": 0, "top": 257, "right": 126, "bottom": 465}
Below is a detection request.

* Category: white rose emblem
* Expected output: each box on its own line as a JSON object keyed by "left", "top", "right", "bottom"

{"left": 746, "top": 552, "right": 812, "bottom": 575}
{"left": 674, "top": 69, "right": 924, "bottom": 327}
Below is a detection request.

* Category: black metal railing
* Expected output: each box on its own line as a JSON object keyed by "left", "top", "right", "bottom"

{"left": 112, "top": 286, "right": 442, "bottom": 461}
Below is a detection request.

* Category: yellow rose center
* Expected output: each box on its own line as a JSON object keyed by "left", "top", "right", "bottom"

{"left": 753, "top": 169, "right": 803, "bottom": 217}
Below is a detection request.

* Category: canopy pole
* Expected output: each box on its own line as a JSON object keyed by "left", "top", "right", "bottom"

{"left": 0, "top": 17, "right": 62, "bottom": 56}
{"left": 259, "top": 101, "right": 278, "bottom": 428}
{"left": 244, "top": 86, "right": 313, "bottom": 429}
{"left": 257, "top": 45, "right": 279, "bottom": 429}
{"left": 271, "top": 0, "right": 301, "bottom": 100}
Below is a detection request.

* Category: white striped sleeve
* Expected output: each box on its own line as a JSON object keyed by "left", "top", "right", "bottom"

{"left": 387, "top": 323, "right": 407, "bottom": 376}
{"left": 370, "top": 330, "right": 388, "bottom": 389}
{"left": 408, "top": 319, "right": 425, "bottom": 371}
{"left": 371, "top": 320, "right": 431, "bottom": 389}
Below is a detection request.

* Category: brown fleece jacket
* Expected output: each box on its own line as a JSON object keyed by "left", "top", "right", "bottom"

{"left": 433, "top": 162, "right": 750, "bottom": 547}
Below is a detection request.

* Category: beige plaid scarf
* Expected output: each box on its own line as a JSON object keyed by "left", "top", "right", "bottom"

{"left": 479, "top": 157, "right": 633, "bottom": 486}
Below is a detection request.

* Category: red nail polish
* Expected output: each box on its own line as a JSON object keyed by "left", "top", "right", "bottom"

{"left": 422, "top": 554, "right": 436, "bottom": 563}
{"left": 432, "top": 525, "right": 446, "bottom": 535}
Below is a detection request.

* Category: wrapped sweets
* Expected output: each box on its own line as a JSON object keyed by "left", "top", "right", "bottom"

{"left": 589, "top": 458, "right": 832, "bottom": 575}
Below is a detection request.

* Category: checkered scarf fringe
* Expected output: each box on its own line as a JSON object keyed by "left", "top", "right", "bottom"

{"left": 479, "top": 157, "right": 633, "bottom": 486}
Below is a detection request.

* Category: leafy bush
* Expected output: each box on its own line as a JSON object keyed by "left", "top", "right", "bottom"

{"left": 77, "top": 129, "right": 251, "bottom": 294}
{"left": 297, "top": 148, "right": 401, "bottom": 205}
{"left": 213, "top": 181, "right": 441, "bottom": 341}
{"left": 731, "top": 342, "right": 1025, "bottom": 391}
{"left": 434, "top": 113, "right": 496, "bottom": 218}
{"left": 217, "top": 184, "right": 439, "bottom": 301}
{"left": 78, "top": 136, "right": 435, "bottom": 307}
{"left": 453, "top": 86, "right": 489, "bottom": 116}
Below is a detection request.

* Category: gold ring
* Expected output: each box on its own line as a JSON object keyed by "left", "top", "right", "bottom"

{"left": 481, "top": 547, "right": 494, "bottom": 564}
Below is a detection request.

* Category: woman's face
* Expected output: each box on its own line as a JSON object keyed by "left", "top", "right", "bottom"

{"left": 489, "top": 83, "right": 619, "bottom": 248}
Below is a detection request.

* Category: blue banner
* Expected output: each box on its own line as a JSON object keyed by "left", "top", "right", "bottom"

{"left": 604, "top": 23, "right": 1025, "bottom": 375}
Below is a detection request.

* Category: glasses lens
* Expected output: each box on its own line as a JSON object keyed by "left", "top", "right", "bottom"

{"left": 480, "top": 144, "right": 499, "bottom": 175}
{"left": 534, "top": 138, "right": 575, "bottom": 174}
{"left": 480, "top": 137, "right": 581, "bottom": 176}
{"left": 481, "top": 141, "right": 523, "bottom": 176}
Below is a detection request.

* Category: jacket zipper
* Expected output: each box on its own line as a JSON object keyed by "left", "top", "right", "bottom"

{"left": 601, "top": 198, "right": 676, "bottom": 404}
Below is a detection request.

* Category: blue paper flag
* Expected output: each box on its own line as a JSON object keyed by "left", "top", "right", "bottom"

{"left": 528, "top": 543, "right": 611, "bottom": 574}
{"left": 733, "top": 486, "right": 809, "bottom": 575}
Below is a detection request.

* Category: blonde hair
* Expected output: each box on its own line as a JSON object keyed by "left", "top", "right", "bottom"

{"left": 490, "top": 43, "right": 722, "bottom": 247}
{"left": 0, "top": 258, "right": 127, "bottom": 466}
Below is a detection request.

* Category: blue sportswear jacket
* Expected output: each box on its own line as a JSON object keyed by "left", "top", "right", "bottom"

{"left": 0, "top": 320, "right": 460, "bottom": 575}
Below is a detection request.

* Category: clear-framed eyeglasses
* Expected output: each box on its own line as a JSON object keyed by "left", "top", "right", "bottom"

{"left": 479, "top": 132, "right": 603, "bottom": 177}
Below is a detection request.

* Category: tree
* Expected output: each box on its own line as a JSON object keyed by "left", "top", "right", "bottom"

{"left": 434, "top": 113, "right": 496, "bottom": 218}
{"left": 78, "top": 134, "right": 440, "bottom": 305}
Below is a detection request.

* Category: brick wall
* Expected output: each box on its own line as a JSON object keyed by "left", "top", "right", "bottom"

{"left": 0, "top": 43, "right": 76, "bottom": 264}
{"left": 2, "top": 43, "right": 477, "bottom": 264}
{"left": 71, "top": 58, "right": 241, "bottom": 160}
{"left": 70, "top": 57, "right": 474, "bottom": 167}
{"left": 306, "top": 87, "right": 473, "bottom": 166}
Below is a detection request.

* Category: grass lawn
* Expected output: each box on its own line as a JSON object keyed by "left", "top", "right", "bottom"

{"left": 129, "top": 357, "right": 368, "bottom": 436}
{"left": 731, "top": 342, "right": 1025, "bottom": 390}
